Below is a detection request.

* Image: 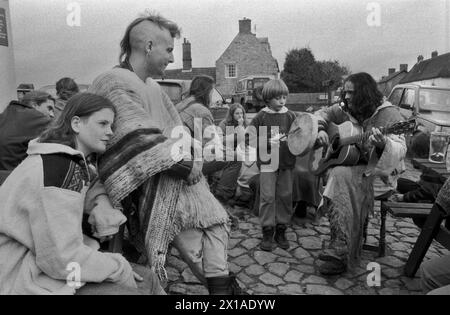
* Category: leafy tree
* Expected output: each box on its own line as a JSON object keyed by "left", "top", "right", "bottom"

{"left": 318, "top": 60, "right": 350, "bottom": 90}
{"left": 281, "top": 48, "right": 349, "bottom": 93}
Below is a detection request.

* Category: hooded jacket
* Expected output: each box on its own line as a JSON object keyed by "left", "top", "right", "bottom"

{"left": 0, "top": 140, "right": 134, "bottom": 295}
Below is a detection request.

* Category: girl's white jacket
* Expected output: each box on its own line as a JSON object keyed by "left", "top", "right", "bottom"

{"left": 0, "top": 140, "right": 135, "bottom": 295}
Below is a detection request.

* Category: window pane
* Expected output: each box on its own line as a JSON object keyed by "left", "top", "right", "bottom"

{"left": 253, "top": 78, "right": 270, "bottom": 88}
{"left": 420, "top": 89, "right": 450, "bottom": 112}
{"left": 401, "top": 89, "right": 415, "bottom": 108}
{"left": 388, "top": 88, "right": 403, "bottom": 106}
{"left": 226, "top": 64, "right": 236, "bottom": 78}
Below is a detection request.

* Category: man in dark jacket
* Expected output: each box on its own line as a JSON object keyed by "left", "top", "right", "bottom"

{"left": 0, "top": 91, "right": 54, "bottom": 170}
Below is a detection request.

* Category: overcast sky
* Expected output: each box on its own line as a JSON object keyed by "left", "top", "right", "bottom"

{"left": 9, "top": 0, "right": 450, "bottom": 88}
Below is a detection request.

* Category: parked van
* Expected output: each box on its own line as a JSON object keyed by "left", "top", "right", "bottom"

{"left": 387, "top": 84, "right": 450, "bottom": 134}
{"left": 387, "top": 84, "right": 450, "bottom": 155}
{"left": 231, "top": 74, "right": 276, "bottom": 112}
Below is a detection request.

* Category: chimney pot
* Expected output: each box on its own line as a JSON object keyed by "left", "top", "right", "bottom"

{"left": 388, "top": 68, "right": 396, "bottom": 75}
{"left": 400, "top": 64, "right": 408, "bottom": 72}
{"left": 239, "top": 18, "right": 252, "bottom": 34}
{"left": 182, "top": 38, "right": 192, "bottom": 71}
{"left": 432, "top": 51, "right": 438, "bottom": 58}
{"left": 417, "top": 55, "right": 424, "bottom": 63}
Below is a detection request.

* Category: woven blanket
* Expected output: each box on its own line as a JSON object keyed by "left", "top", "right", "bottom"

{"left": 89, "top": 68, "right": 229, "bottom": 280}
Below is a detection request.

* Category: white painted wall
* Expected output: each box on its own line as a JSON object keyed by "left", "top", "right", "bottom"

{"left": 412, "top": 78, "right": 450, "bottom": 88}
{"left": 0, "top": 0, "right": 16, "bottom": 113}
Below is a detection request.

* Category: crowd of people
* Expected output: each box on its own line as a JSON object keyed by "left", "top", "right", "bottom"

{"left": 0, "top": 12, "right": 449, "bottom": 295}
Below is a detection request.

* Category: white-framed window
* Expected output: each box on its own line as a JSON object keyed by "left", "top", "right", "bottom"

{"left": 225, "top": 64, "right": 237, "bottom": 78}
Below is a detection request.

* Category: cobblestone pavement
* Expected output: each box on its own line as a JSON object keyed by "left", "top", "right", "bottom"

{"left": 163, "top": 160, "right": 449, "bottom": 295}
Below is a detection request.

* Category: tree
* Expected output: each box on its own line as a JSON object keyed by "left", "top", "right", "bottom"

{"left": 281, "top": 48, "right": 322, "bottom": 93}
{"left": 281, "top": 48, "right": 349, "bottom": 93}
{"left": 318, "top": 60, "right": 350, "bottom": 90}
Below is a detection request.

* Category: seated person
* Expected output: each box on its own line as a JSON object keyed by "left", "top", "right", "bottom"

{"left": 0, "top": 93, "right": 164, "bottom": 295}
{"left": 421, "top": 254, "right": 450, "bottom": 295}
{"left": 213, "top": 103, "right": 248, "bottom": 203}
{"left": 392, "top": 131, "right": 442, "bottom": 203}
{"left": 315, "top": 73, "right": 406, "bottom": 275}
{"left": 176, "top": 75, "right": 234, "bottom": 178}
{"left": 420, "top": 177, "right": 450, "bottom": 295}
{"left": 0, "top": 91, "right": 55, "bottom": 171}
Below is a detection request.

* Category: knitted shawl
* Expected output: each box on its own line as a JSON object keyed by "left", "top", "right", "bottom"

{"left": 88, "top": 68, "right": 229, "bottom": 280}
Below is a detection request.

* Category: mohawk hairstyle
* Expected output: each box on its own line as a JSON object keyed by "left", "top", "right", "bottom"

{"left": 119, "top": 11, "right": 181, "bottom": 63}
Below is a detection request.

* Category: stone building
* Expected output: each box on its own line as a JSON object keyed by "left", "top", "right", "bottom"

{"left": 215, "top": 18, "right": 279, "bottom": 97}
{"left": 164, "top": 18, "right": 280, "bottom": 99}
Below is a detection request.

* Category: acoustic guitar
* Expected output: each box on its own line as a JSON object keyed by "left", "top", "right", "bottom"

{"left": 311, "top": 119, "right": 416, "bottom": 176}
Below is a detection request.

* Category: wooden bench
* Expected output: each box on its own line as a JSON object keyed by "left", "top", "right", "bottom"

{"left": 381, "top": 200, "right": 450, "bottom": 277}
{"left": 363, "top": 201, "right": 434, "bottom": 258}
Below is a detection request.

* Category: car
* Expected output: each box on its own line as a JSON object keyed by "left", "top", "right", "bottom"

{"left": 155, "top": 79, "right": 229, "bottom": 125}
{"left": 38, "top": 84, "right": 90, "bottom": 99}
{"left": 17, "top": 83, "right": 35, "bottom": 101}
{"left": 387, "top": 83, "right": 450, "bottom": 154}
{"left": 388, "top": 83, "right": 450, "bottom": 133}
{"left": 231, "top": 74, "right": 276, "bottom": 112}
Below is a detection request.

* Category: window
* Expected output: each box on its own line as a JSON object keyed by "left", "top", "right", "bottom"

{"left": 400, "top": 88, "right": 415, "bottom": 109}
{"left": 420, "top": 89, "right": 450, "bottom": 112}
{"left": 253, "top": 78, "right": 270, "bottom": 88}
{"left": 388, "top": 88, "right": 404, "bottom": 106}
{"left": 226, "top": 64, "right": 237, "bottom": 78}
{"left": 236, "top": 81, "right": 243, "bottom": 92}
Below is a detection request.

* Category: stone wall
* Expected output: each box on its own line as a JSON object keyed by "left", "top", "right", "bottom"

{"left": 216, "top": 33, "right": 279, "bottom": 97}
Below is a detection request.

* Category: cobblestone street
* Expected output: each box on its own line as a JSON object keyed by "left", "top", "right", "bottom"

{"left": 164, "top": 161, "right": 449, "bottom": 295}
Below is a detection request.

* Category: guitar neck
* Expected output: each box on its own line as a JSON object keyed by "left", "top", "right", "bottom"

{"left": 340, "top": 127, "right": 386, "bottom": 146}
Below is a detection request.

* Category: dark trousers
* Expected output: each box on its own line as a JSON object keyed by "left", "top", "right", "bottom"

{"left": 397, "top": 178, "right": 420, "bottom": 194}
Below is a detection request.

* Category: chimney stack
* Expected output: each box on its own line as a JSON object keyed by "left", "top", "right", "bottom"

{"left": 388, "top": 68, "right": 396, "bottom": 75}
{"left": 431, "top": 51, "right": 438, "bottom": 58}
{"left": 399, "top": 64, "right": 408, "bottom": 72}
{"left": 239, "top": 18, "right": 252, "bottom": 34}
{"left": 182, "top": 38, "right": 192, "bottom": 71}
{"left": 417, "top": 55, "right": 424, "bottom": 63}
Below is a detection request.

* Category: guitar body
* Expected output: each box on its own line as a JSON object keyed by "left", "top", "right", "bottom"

{"left": 312, "top": 121, "right": 363, "bottom": 175}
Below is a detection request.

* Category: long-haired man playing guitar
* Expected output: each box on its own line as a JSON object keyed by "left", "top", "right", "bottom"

{"left": 315, "top": 72, "right": 407, "bottom": 275}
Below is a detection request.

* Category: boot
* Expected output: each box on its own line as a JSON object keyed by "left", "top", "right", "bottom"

{"left": 260, "top": 226, "right": 275, "bottom": 251}
{"left": 274, "top": 224, "right": 289, "bottom": 250}
{"left": 207, "top": 272, "right": 248, "bottom": 295}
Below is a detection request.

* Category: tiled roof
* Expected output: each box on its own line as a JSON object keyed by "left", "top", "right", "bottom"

{"left": 164, "top": 67, "right": 216, "bottom": 81}
{"left": 400, "top": 52, "right": 450, "bottom": 83}
{"left": 378, "top": 70, "right": 407, "bottom": 83}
